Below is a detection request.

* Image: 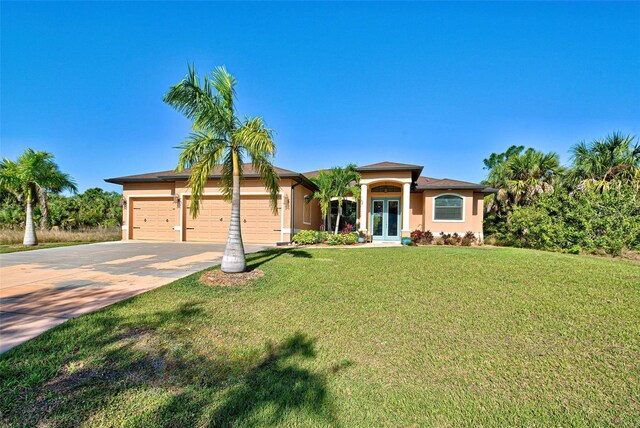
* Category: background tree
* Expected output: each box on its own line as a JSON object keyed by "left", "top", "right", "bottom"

{"left": 164, "top": 65, "right": 279, "bottom": 273}
{"left": 0, "top": 149, "right": 77, "bottom": 245}
{"left": 328, "top": 164, "right": 360, "bottom": 234}
{"left": 566, "top": 132, "right": 640, "bottom": 191}
{"left": 309, "top": 171, "right": 334, "bottom": 232}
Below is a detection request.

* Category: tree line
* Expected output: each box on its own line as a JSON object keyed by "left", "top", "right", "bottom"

{"left": 483, "top": 132, "right": 640, "bottom": 255}
{"left": 0, "top": 149, "right": 122, "bottom": 245}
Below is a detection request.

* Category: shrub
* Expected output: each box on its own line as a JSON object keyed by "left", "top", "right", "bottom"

{"left": 341, "top": 223, "right": 354, "bottom": 234}
{"left": 317, "top": 231, "right": 330, "bottom": 243}
{"left": 423, "top": 230, "right": 434, "bottom": 244}
{"left": 326, "top": 232, "right": 358, "bottom": 246}
{"left": 435, "top": 237, "right": 444, "bottom": 245}
{"left": 461, "top": 231, "right": 477, "bottom": 246}
{"left": 439, "top": 233, "right": 457, "bottom": 246}
{"left": 292, "top": 230, "right": 319, "bottom": 245}
{"left": 410, "top": 229, "right": 424, "bottom": 245}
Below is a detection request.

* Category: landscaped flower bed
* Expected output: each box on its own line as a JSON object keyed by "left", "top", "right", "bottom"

{"left": 410, "top": 230, "right": 479, "bottom": 246}
{"left": 292, "top": 230, "right": 361, "bottom": 246}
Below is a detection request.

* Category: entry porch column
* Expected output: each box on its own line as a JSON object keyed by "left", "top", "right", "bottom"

{"left": 359, "top": 184, "right": 368, "bottom": 232}
{"left": 402, "top": 182, "right": 411, "bottom": 237}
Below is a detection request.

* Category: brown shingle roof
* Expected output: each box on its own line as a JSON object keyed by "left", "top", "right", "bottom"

{"left": 355, "top": 161, "right": 423, "bottom": 171}
{"left": 105, "top": 165, "right": 307, "bottom": 184}
{"left": 354, "top": 161, "right": 424, "bottom": 182}
{"left": 416, "top": 176, "right": 495, "bottom": 192}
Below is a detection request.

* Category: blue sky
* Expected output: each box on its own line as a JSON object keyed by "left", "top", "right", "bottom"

{"left": 2, "top": 2, "right": 639, "bottom": 192}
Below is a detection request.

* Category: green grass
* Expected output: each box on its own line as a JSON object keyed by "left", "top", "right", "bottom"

{"left": 0, "top": 241, "right": 99, "bottom": 254}
{"left": 0, "top": 228, "right": 121, "bottom": 253}
{"left": 1, "top": 247, "right": 639, "bottom": 427}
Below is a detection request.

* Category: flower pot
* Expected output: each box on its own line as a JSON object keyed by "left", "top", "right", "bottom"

{"left": 401, "top": 237, "right": 412, "bottom": 245}
{"left": 357, "top": 237, "right": 365, "bottom": 243}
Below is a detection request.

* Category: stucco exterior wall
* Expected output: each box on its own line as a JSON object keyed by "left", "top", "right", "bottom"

{"left": 409, "top": 193, "right": 424, "bottom": 231}
{"left": 293, "top": 185, "right": 322, "bottom": 233}
{"left": 359, "top": 170, "right": 412, "bottom": 182}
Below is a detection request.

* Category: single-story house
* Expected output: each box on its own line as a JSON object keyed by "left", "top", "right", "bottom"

{"left": 105, "top": 161, "right": 496, "bottom": 244}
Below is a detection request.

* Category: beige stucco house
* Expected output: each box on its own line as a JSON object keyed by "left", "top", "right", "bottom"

{"left": 105, "top": 161, "right": 495, "bottom": 244}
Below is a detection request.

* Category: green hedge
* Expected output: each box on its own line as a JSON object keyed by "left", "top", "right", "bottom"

{"left": 501, "top": 184, "right": 640, "bottom": 255}
{"left": 293, "top": 230, "right": 358, "bottom": 245}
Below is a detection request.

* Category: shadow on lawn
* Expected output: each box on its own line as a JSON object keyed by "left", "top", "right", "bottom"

{"left": 246, "top": 248, "right": 312, "bottom": 270}
{"left": 2, "top": 300, "right": 347, "bottom": 427}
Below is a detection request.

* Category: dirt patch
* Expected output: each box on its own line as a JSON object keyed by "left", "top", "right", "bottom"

{"left": 200, "top": 269, "right": 265, "bottom": 287}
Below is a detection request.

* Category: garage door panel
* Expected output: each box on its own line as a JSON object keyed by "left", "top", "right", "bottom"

{"left": 184, "top": 196, "right": 280, "bottom": 243}
{"left": 131, "top": 198, "right": 176, "bottom": 241}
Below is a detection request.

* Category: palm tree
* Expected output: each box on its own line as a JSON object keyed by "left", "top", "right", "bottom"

{"left": 504, "top": 149, "right": 563, "bottom": 205}
{"left": 566, "top": 132, "right": 640, "bottom": 191}
{"left": 0, "top": 149, "right": 77, "bottom": 246}
{"left": 309, "top": 171, "right": 334, "bottom": 232}
{"left": 329, "top": 164, "right": 360, "bottom": 234}
{"left": 164, "top": 65, "right": 279, "bottom": 273}
{"left": 483, "top": 147, "right": 562, "bottom": 212}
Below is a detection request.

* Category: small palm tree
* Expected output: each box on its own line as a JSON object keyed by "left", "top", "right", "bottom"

{"left": 164, "top": 65, "right": 279, "bottom": 273}
{"left": 329, "top": 164, "right": 360, "bottom": 234}
{"left": 566, "top": 132, "right": 640, "bottom": 191}
{"left": 310, "top": 171, "right": 334, "bottom": 232}
{"left": 0, "top": 149, "right": 77, "bottom": 246}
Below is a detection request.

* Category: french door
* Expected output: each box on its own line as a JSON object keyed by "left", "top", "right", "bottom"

{"left": 371, "top": 198, "right": 400, "bottom": 241}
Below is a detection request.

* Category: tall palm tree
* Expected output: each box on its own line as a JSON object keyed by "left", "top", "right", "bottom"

{"left": 329, "top": 164, "right": 360, "bottom": 234}
{"left": 309, "top": 171, "right": 334, "bottom": 232}
{"left": 566, "top": 132, "right": 640, "bottom": 191}
{"left": 164, "top": 65, "right": 279, "bottom": 273}
{"left": 0, "top": 149, "right": 77, "bottom": 246}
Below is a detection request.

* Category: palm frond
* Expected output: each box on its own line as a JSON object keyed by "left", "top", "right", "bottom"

{"left": 176, "top": 132, "right": 228, "bottom": 218}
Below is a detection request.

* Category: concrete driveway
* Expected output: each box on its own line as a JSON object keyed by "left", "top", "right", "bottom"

{"left": 0, "top": 241, "right": 270, "bottom": 353}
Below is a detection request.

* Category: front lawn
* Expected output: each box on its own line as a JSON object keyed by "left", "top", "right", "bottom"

{"left": 0, "top": 241, "right": 98, "bottom": 254}
{"left": 1, "top": 247, "right": 638, "bottom": 426}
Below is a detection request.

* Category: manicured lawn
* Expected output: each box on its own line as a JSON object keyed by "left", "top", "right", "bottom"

{"left": 1, "top": 247, "right": 639, "bottom": 426}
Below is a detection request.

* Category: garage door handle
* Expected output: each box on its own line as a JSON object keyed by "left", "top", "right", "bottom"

{"left": 166, "top": 219, "right": 169, "bottom": 222}
{"left": 220, "top": 218, "right": 223, "bottom": 221}
{"left": 243, "top": 219, "right": 247, "bottom": 223}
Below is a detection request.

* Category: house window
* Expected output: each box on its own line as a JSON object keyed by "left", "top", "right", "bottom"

{"left": 303, "top": 198, "right": 311, "bottom": 225}
{"left": 433, "top": 194, "right": 464, "bottom": 221}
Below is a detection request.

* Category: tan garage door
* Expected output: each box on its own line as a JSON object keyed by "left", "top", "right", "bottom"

{"left": 184, "top": 196, "right": 280, "bottom": 243}
{"left": 131, "top": 197, "right": 176, "bottom": 241}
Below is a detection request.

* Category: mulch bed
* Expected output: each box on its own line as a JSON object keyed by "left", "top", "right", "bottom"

{"left": 199, "top": 269, "right": 265, "bottom": 287}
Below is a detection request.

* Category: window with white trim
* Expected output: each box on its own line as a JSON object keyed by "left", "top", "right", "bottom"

{"left": 434, "top": 195, "right": 464, "bottom": 221}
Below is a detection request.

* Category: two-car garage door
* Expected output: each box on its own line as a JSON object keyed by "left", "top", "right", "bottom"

{"left": 184, "top": 196, "right": 280, "bottom": 243}
{"left": 129, "top": 195, "right": 281, "bottom": 243}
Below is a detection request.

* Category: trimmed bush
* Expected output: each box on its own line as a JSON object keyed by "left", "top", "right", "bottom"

{"left": 292, "top": 230, "right": 319, "bottom": 245}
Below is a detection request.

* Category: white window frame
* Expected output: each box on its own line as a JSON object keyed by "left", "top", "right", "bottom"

{"left": 432, "top": 193, "right": 465, "bottom": 223}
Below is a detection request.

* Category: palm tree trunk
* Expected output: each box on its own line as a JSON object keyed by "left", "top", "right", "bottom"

{"left": 221, "top": 151, "right": 246, "bottom": 273}
{"left": 23, "top": 200, "right": 38, "bottom": 246}
{"left": 334, "top": 201, "right": 342, "bottom": 234}
{"left": 39, "top": 191, "right": 49, "bottom": 230}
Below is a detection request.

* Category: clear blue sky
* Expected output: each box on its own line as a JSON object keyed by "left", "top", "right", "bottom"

{"left": 2, "top": 2, "right": 639, "bottom": 192}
